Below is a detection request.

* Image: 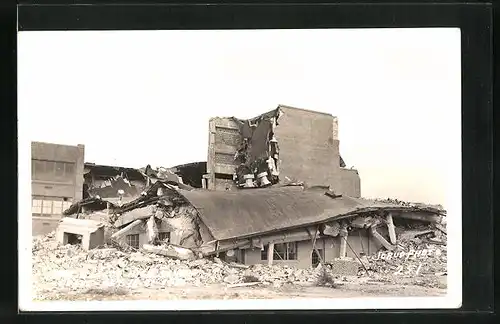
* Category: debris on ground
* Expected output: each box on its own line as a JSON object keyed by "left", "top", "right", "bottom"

{"left": 314, "top": 264, "right": 337, "bottom": 288}
{"left": 32, "top": 234, "right": 333, "bottom": 299}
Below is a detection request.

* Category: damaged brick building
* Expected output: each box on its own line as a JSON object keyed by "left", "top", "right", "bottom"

{"left": 204, "top": 105, "right": 361, "bottom": 197}
{"left": 34, "top": 104, "right": 446, "bottom": 272}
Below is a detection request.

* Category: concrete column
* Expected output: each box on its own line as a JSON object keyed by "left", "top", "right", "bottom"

{"left": 81, "top": 234, "right": 91, "bottom": 251}
{"left": 267, "top": 243, "right": 274, "bottom": 266}
{"left": 386, "top": 213, "right": 397, "bottom": 244}
{"left": 74, "top": 144, "right": 85, "bottom": 201}
{"left": 339, "top": 233, "right": 348, "bottom": 258}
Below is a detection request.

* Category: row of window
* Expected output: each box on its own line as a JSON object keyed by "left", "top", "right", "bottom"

{"left": 32, "top": 159, "right": 75, "bottom": 181}
{"left": 261, "top": 242, "right": 298, "bottom": 261}
{"left": 125, "top": 232, "right": 171, "bottom": 249}
{"left": 122, "top": 238, "right": 316, "bottom": 264}
{"left": 32, "top": 197, "right": 72, "bottom": 216}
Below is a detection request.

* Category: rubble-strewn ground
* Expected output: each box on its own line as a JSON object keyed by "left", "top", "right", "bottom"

{"left": 32, "top": 233, "right": 447, "bottom": 301}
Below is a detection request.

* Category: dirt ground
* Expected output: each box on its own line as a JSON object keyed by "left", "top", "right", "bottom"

{"left": 34, "top": 276, "right": 447, "bottom": 301}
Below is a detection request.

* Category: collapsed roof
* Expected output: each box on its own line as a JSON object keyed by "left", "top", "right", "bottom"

{"left": 178, "top": 185, "right": 446, "bottom": 241}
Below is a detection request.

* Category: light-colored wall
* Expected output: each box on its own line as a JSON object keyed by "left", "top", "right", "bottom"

{"left": 31, "top": 142, "right": 85, "bottom": 236}
{"left": 274, "top": 107, "right": 341, "bottom": 188}
{"left": 242, "top": 230, "right": 379, "bottom": 269}
{"left": 339, "top": 168, "right": 361, "bottom": 198}
{"left": 244, "top": 238, "right": 328, "bottom": 269}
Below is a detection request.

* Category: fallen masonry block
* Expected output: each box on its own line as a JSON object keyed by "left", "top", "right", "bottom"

{"left": 327, "top": 258, "right": 360, "bottom": 276}
{"left": 142, "top": 243, "right": 196, "bottom": 261}
{"left": 56, "top": 217, "right": 105, "bottom": 250}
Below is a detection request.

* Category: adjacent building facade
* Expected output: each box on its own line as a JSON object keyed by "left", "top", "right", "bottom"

{"left": 31, "top": 142, "right": 85, "bottom": 235}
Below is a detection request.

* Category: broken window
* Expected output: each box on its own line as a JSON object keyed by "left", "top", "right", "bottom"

{"left": 158, "top": 232, "right": 170, "bottom": 243}
{"left": 261, "top": 242, "right": 298, "bottom": 261}
{"left": 126, "top": 234, "right": 140, "bottom": 249}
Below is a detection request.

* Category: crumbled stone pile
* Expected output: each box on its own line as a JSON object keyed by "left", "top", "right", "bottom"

{"left": 32, "top": 233, "right": 327, "bottom": 299}
{"left": 361, "top": 236, "right": 447, "bottom": 277}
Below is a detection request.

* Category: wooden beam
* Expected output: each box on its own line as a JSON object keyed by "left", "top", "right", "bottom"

{"left": 370, "top": 226, "right": 395, "bottom": 251}
{"left": 306, "top": 226, "right": 324, "bottom": 265}
{"left": 110, "top": 219, "right": 142, "bottom": 240}
{"left": 386, "top": 213, "right": 397, "bottom": 244}
{"left": 267, "top": 243, "right": 274, "bottom": 266}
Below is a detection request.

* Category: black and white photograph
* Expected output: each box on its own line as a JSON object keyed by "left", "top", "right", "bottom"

{"left": 18, "top": 27, "right": 462, "bottom": 311}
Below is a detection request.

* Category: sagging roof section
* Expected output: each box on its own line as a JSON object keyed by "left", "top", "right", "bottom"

{"left": 178, "top": 186, "right": 445, "bottom": 241}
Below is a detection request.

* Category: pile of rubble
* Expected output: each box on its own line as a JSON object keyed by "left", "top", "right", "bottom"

{"left": 32, "top": 233, "right": 328, "bottom": 299}
{"left": 359, "top": 229, "right": 447, "bottom": 279}
{"left": 373, "top": 198, "right": 445, "bottom": 211}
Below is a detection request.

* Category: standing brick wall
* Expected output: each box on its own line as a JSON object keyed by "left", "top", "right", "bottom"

{"left": 274, "top": 106, "right": 341, "bottom": 188}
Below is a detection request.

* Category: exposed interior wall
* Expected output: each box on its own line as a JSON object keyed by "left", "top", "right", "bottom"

{"left": 339, "top": 168, "right": 361, "bottom": 198}
{"left": 206, "top": 106, "right": 357, "bottom": 191}
{"left": 206, "top": 117, "right": 242, "bottom": 190}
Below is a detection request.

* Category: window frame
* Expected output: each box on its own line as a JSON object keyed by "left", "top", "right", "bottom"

{"left": 32, "top": 196, "right": 73, "bottom": 217}
{"left": 126, "top": 234, "right": 140, "bottom": 249}
{"left": 31, "top": 159, "right": 76, "bottom": 181}
{"left": 260, "top": 242, "right": 298, "bottom": 261}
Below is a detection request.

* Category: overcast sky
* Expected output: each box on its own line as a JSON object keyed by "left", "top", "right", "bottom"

{"left": 18, "top": 28, "right": 461, "bottom": 206}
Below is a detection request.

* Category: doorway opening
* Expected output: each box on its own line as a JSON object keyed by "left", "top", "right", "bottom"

{"left": 312, "top": 249, "right": 324, "bottom": 267}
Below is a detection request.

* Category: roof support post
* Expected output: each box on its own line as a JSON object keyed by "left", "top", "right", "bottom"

{"left": 339, "top": 225, "right": 348, "bottom": 258}
{"left": 370, "top": 226, "right": 395, "bottom": 251}
{"left": 386, "top": 212, "right": 397, "bottom": 244}
{"left": 306, "top": 226, "right": 324, "bottom": 265}
{"left": 267, "top": 243, "right": 274, "bottom": 266}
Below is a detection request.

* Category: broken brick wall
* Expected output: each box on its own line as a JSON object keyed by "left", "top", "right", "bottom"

{"left": 339, "top": 168, "right": 361, "bottom": 198}
{"left": 206, "top": 117, "right": 242, "bottom": 190}
{"left": 273, "top": 107, "right": 341, "bottom": 188}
